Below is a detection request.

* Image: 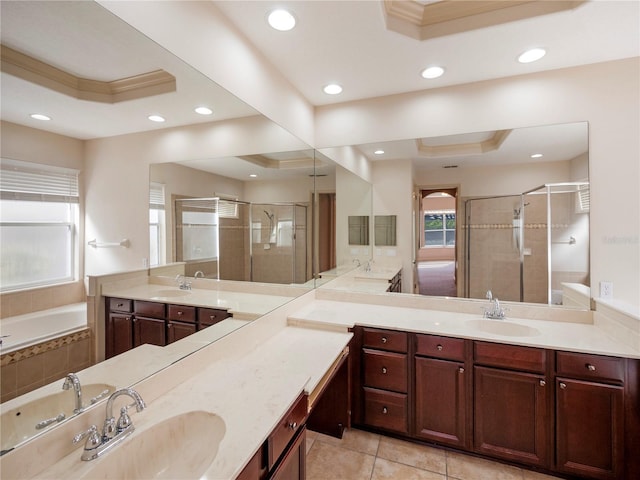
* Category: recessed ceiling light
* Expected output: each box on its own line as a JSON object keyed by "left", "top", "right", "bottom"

{"left": 374, "top": 150, "right": 385, "bottom": 155}
{"left": 531, "top": 153, "right": 544, "bottom": 158}
{"left": 30, "top": 113, "right": 51, "bottom": 121}
{"left": 421, "top": 66, "right": 444, "bottom": 79}
{"left": 268, "top": 9, "right": 296, "bottom": 31}
{"left": 323, "top": 84, "right": 343, "bottom": 95}
{"left": 250, "top": 174, "right": 257, "bottom": 178}
{"left": 148, "top": 115, "right": 165, "bottom": 123}
{"left": 518, "top": 48, "right": 546, "bottom": 64}
{"left": 194, "top": 106, "right": 213, "bottom": 115}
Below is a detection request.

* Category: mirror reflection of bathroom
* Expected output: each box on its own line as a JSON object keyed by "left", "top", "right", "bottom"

{"left": 416, "top": 189, "right": 458, "bottom": 297}
{"left": 374, "top": 215, "right": 397, "bottom": 246}
{"left": 348, "top": 215, "right": 370, "bottom": 246}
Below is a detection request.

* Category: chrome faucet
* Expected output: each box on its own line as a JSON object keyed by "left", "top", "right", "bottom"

{"left": 484, "top": 290, "right": 506, "bottom": 320}
{"left": 175, "top": 274, "right": 192, "bottom": 290}
{"left": 194, "top": 270, "right": 205, "bottom": 279}
{"left": 73, "top": 388, "right": 146, "bottom": 461}
{"left": 62, "top": 373, "right": 83, "bottom": 413}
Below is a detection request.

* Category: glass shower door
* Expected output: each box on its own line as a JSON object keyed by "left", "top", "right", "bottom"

{"left": 465, "top": 195, "right": 522, "bottom": 302}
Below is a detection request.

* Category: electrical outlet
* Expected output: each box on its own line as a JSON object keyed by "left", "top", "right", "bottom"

{"left": 599, "top": 281, "right": 613, "bottom": 299}
{"left": 142, "top": 258, "right": 149, "bottom": 268}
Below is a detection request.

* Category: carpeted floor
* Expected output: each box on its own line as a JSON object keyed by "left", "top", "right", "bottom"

{"left": 417, "top": 261, "right": 457, "bottom": 297}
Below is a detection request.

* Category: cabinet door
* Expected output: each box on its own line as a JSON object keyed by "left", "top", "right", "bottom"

{"left": 107, "top": 313, "right": 133, "bottom": 359}
{"left": 415, "top": 357, "right": 467, "bottom": 448}
{"left": 270, "top": 426, "right": 306, "bottom": 480}
{"left": 556, "top": 378, "right": 624, "bottom": 480}
{"left": 133, "top": 316, "right": 166, "bottom": 347}
{"left": 167, "top": 320, "right": 196, "bottom": 344}
{"left": 474, "top": 366, "right": 549, "bottom": 468}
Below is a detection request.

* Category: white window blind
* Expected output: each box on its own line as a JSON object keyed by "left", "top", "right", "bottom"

{"left": 149, "top": 182, "right": 165, "bottom": 209}
{"left": 1, "top": 158, "right": 79, "bottom": 202}
{"left": 577, "top": 184, "right": 590, "bottom": 213}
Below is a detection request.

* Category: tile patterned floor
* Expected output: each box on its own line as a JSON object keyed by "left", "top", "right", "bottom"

{"left": 306, "top": 429, "right": 561, "bottom": 480}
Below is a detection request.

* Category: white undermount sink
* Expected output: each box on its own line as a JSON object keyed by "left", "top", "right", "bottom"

{"left": 150, "top": 289, "right": 192, "bottom": 299}
{"left": 466, "top": 319, "right": 541, "bottom": 337}
{"left": 79, "top": 411, "right": 225, "bottom": 479}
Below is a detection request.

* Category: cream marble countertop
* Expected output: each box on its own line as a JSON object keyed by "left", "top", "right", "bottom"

{"left": 32, "top": 325, "right": 352, "bottom": 480}
{"left": 317, "top": 264, "right": 401, "bottom": 294}
{"left": 102, "top": 283, "right": 297, "bottom": 320}
{"left": 288, "top": 299, "right": 640, "bottom": 359}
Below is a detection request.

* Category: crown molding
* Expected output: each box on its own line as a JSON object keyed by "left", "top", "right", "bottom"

{"left": 383, "top": 0, "right": 585, "bottom": 40}
{"left": 0, "top": 44, "right": 176, "bottom": 103}
{"left": 416, "top": 129, "right": 511, "bottom": 157}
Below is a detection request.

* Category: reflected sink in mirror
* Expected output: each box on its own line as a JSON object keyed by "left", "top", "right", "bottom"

{"left": 150, "top": 289, "right": 192, "bottom": 299}
{"left": 79, "top": 411, "right": 225, "bottom": 479}
{"left": 466, "top": 319, "right": 541, "bottom": 337}
{"left": 0, "top": 383, "right": 114, "bottom": 452}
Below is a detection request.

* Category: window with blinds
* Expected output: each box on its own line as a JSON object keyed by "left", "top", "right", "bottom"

{"left": 149, "top": 183, "right": 166, "bottom": 266}
{"left": 1, "top": 158, "right": 80, "bottom": 291}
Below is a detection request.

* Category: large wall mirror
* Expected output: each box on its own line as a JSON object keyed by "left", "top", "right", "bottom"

{"left": 350, "top": 122, "right": 589, "bottom": 308}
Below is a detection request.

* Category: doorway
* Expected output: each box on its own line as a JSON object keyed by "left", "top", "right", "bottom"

{"left": 416, "top": 188, "right": 458, "bottom": 297}
{"left": 318, "top": 192, "right": 336, "bottom": 273}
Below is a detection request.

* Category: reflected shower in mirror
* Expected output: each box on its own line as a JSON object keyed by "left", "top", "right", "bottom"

{"left": 352, "top": 122, "right": 590, "bottom": 307}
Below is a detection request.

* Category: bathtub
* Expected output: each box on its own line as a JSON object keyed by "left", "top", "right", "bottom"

{"left": 0, "top": 303, "right": 87, "bottom": 354}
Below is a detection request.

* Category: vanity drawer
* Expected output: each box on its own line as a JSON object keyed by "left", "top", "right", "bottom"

{"left": 416, "top": 334, "right": 466, "bottom": 361}
{"left": 556, "top": 351, "right": 625, "bottom": 383}
{"left": 108, "top": 297, "right": 132, "bottom": 313}
{"left": 197, "top": 308, "right": 231, "bottom": 326}
{"left": 474, "top": 341, "right": 546, "bottom": 374}
{"left": 363, "top": 349, "right": 408, "bottom": 393}
{"left": 268, "top": 393, "right": 308, "bottom": 470}
{"left": 167, "top": 304, "right": 196, "bottom": 323}
{"left": 363, "top": 328, "right": 407, "bottom": 353}
{"left": 363, "top": 387, "right": 408, "bottom": 433}
{"left": 134, "top": 300, "right": 166, "bottom": 319}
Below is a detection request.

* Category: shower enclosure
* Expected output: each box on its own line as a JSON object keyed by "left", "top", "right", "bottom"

{"left": 174, "top": 198, "right": 309, "bottom": 284}
{"left": 464, "top": 182, "right": 589, "bottom": 305}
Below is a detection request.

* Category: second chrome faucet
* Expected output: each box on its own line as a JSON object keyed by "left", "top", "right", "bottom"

{"left": 74, "top": 388, "right": 146, "bottom": 461}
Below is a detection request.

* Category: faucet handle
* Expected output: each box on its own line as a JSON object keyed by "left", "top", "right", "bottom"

{"left": 116, "top": 406, "right": 133, "bottom": 433}
{"left": 73, "top": 425, "right": 101, "bottom": 450}
{"left": 102, "top": 417, "right": 117, "bottom": 441}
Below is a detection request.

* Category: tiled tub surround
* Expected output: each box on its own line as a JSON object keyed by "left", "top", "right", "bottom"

{"left": 1, "top": 287, "right": 638, "bottom": 479}
{"left": 0, "top": 304, "right": 91, "bottom": 402}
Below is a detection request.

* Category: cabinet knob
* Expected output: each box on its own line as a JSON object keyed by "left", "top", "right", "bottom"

{"left": 288, "top": 421, "right": 297, "bottom": 430}
{"left": 459, "top": 367, "right": 465, "bottom": 373}
{"left": 437, "top": 345, "right": 443, "bottom": 351}
{"left": 586, "top": 364, "right": 596, "bottom": 371}
{"left": 381, "top": 337, "right": 387, "bottom": 344}
{"left": 539, "top": 380, "right": 546, "bottom": 387}
{"left": 117, "top": 303, "right": 124, "bottom": 308}
{"left": 382, "top": 367, "right": 387, "bottom": 374}
{"left": 560, "top": 382, "right": 567, "bottom": 389}
{"left": 210, "top": 315, "right": 216, "bottom": 320}
{"left": 177, "top": 311, "right": 183, "bottom": 316}
{"left": 382, "top": 407, "right": 388, "bottom": 414}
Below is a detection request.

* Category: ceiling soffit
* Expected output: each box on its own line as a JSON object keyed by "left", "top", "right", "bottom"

{"left": 0, "top": 45, "right": 176, "bottom": 104}
{"left": 382, "top": 0, "right": 586, "bottom": 40}
{"left": 416, "top": 129, "right": 511, "bottom": 157}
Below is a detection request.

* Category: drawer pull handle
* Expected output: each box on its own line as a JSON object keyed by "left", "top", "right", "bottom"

{"left": 560, "top": 382, "right": 567, "bottom": 389}
{"left": 382, "top": 407, "right": 388, "bottom": 414}
{"left": 437, "top": 344, "right": 443, "bottom": 351}
{"left": 586, "top": 364, "right": 596, "bottom": 371}
{"left": 177, "top": 311, "right": 183, "bottom": 316}
{"left": 381, "top": 337, "right": 387, "bottom": 344}
{"left": 539, "top": 380, "right": 546, "bottom": 387}
{"left": 210, "top": 315, "right": 216, "bottom": 320}
{"left": 117, "top": 303, "right": 124, "bottom": 308}
{"left": 288, "top": 421, "right": 297, "bottom": 430}
{"left": 382, "top": 367, "right": 387, "bottom": 374}
{"left": 459, "top": 367, "right": 465, "bottom": 373}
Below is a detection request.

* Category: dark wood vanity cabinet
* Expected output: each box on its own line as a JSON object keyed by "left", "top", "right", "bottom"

{"left": 237, "top": 393, "right": 308, "bottom": 480}
{"left": 555, "top": 351, "right": 626, "bottom": 480}
{"left": 361, "top": 328, "right": 409, "bottom": 434}
{"left": 414, "top": 334, "right": 470, "bottom": 449}
{"left": 105, "top": 297, "right": 230, "bottom": 358}
{"left": 473, "top": 342, "right": 550, "bottom": 468}
{"left": 351, "top": 325, "right": 639, "bottom": 480}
